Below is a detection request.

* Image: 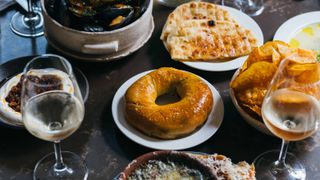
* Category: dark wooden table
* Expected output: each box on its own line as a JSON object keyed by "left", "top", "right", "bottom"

{"left": 0, "top": 0, "right": 319, "bottom": 179}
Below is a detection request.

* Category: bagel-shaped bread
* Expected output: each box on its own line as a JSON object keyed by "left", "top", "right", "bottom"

{"left": 125, "top": 67, "right": 213, "bottom": 139}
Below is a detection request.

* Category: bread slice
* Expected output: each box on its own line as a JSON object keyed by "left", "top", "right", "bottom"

{"left": 164, "top": 20, "right": 257, "bottom": 61}
{"left": 161, "top": 1, "right": 257, "bottom": 62}
{"left": 189, "top": 153, "right": 256, "bottom": 180}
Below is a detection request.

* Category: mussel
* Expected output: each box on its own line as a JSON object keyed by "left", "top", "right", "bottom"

{"left": 101, "top": 5, "right": 134, "bottom": 29}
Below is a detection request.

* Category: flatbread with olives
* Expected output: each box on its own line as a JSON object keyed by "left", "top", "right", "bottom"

{"left": 161, "top": 1, "right": 258, "bottom": 62}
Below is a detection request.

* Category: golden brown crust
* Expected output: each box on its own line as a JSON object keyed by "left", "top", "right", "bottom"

{"left": 125, "top": 67, "right": 213, "bottom": 139}
{"left": 161, "top": 1, "right": 257, "bottom": 62}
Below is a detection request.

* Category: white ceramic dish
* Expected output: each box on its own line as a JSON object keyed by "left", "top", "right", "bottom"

{"left": 41, "top": 0, "right": 154, "bottom": 61}
{"left": 44, "top": 17, "right": 154, "bottom": 62}
{"left": 181, "top": 6, "right": 264, "bottom": 72}
{"left": 230, "top": 69, "right": 272, "bottom": 135}
{"left": 274, "top": 11, "right": 320, "bottom": 43}
{"left": 112, "top": 70, "right": 224, "bottom": 150}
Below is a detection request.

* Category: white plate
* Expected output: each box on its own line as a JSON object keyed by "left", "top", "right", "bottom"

{"left": 274, "top": 11, "right": 320, "bottom": 42}
{"left": 230, "top": 69, "right": 272, "bottom": 135}
{"left": 112, "top": 70, "right": 224, "bottom": 150}
{"left": 181, "top": 6, "right": 264, "bottom": 72}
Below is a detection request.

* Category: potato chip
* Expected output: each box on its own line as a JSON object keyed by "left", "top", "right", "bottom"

{"left": 241, "top": 41, "right": 290, "bottom": 71}
{"left": 286, "top": 49, "right": 317, "bottom": 63}
{"left": 242, "top": 48, "right": 271, "bottom": 71}
{"left": 238, "top": 88, "right": 267, "bottom": 116}
{"left": 231, "top": 61, "right": 277, "bottom": 90}
{"left": 286, "top": 62, "right": 317, "bottom": 75}
{"left": 280, "top": 62, "right": 320, "bottom": 97}
{"left": 231, "top": 62, "right": 277, "bottom": 116}
{"left": 242, "top": 104, "right": 262, "bottom": 117}
{"left": 271, "top": 89, "right": 314, "bottom": 114}
{"left": 271, "top": 48, "right": 281, "bottom": 66}
{"left": 260, "top": 40, "right": 287, "bottom": 55}
{"left": 277, "top": 43, "right": 316, "bottom": 63}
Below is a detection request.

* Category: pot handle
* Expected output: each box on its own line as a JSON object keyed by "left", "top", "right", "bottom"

{"left": 81, "top": 41, "right": 119, "bottom": 54}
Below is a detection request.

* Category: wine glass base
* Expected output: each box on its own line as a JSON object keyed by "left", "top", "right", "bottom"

{"left": 33, "top": 151, "right": 88, "bottom": 180}
{"left": 10, "top": 11, "right": 44, "bottom": 37}
{"left": 221, "top": 0, "right": 242, "bottom": 9}
{"left": 254, "top": 150, "right": 306, "bottom": 180}
{"left": 241, "top": 6, "right": 264, "bottom": 16}
{"left": 221, "top": 0, "right": 264, "bottom": 16}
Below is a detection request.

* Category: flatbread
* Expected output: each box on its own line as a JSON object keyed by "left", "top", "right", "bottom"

{"left": 161, "top": 1, "right": 258, "bottom": 62}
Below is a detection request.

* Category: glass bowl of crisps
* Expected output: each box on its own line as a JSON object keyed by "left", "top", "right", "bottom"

{"left": 230, "top": 68, "right": 273, "bottom": 135}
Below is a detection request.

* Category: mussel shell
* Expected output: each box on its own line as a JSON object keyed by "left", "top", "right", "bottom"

{"left": 83, "top": 25, "right": 105, "bottom": 32}
{"left": 95, "top": 6, "right": 133, "bottom": 19}
{"left": 108, "top": 10, "right": 134, "bottom": 30}
{"left": 67, "top": 0, "right": 97, "bottom": 17}
{"left": 136, "top": 0, "right": 149, "bottom": 16}
{"left": 94, "top": 6, "right": 134, "bottom": 30}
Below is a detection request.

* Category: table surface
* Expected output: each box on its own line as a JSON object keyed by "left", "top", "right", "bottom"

{"left": 0, "top": 0, "right": 320, "bottom": 179}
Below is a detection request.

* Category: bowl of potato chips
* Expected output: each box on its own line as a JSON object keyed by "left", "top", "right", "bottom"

{"left": 230, "top": 41, "right": 317, "bottom": 134}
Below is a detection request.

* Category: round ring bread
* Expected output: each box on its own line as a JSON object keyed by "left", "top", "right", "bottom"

{"left": 125, "top": 67, "right": 213, "bottom": 139}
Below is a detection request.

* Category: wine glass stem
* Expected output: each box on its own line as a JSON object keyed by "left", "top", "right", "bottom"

{"left": 247, "top": 0, "right": 254, "bottom": 6}
{"left": 53, "top": 141, "right": 66, "bottom": 171}
{"left": 278, "top": 140, "right": 289, "bottom": 163}
{"left": 272, "top": 140, "right": 290, "bottom": 174}
{"left": 25, "top": 0, "right": 37, "bottom": 25}
{"left": 27, "top": 0, "right": 34, "bottom": 16}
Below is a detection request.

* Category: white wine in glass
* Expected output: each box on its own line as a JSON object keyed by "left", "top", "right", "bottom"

{"left": 254, "top": 54, "right": 320, "bottom": 180}
{"left": 262, "top": 89, "right": 320, "bottom": 141}
{"left": 23, "top": 91, "right": 84, "bottom": 142}
{"left": 21, "top": 54, "right": 88, "bottom": 180}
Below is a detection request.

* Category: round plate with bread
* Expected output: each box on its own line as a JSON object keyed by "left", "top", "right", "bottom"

{"left": 112, "top": 68, "right": 224, "bottom": 150}
{"left": 161, "top": 2, "right": 264, "bottom": 72}
{"left": 182, "top": 6, "right": 264, "bottom": 71}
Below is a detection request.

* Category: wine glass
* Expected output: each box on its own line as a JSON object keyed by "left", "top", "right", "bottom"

{"left": 21, "top": 54, "right": 88, "bottom": 179}
{"left": 10, "top": 0, "right": 43, "bottom": 37}
{"left": 254, "top": 54, "right": 320, "bottom": 179}
{"left": 221, "top": 0, "right": 264, "bottom": 16}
